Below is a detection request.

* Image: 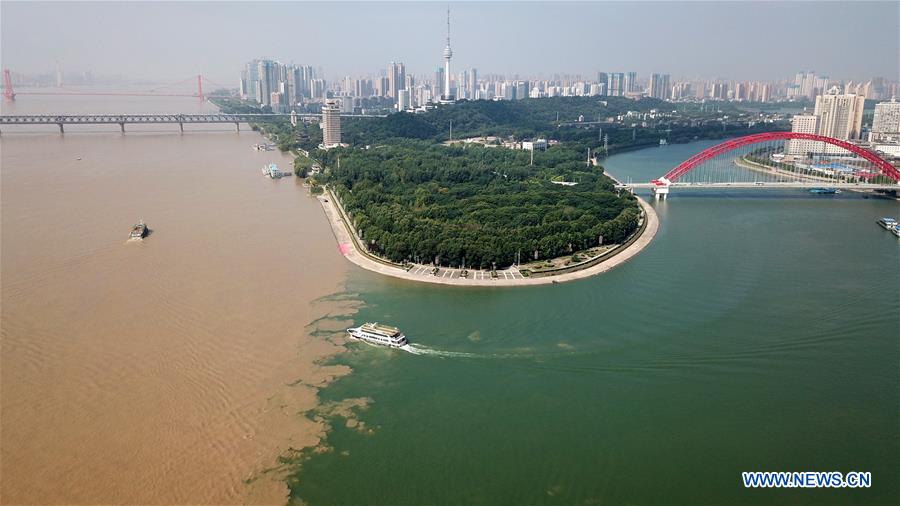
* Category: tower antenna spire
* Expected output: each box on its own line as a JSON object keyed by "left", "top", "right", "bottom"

{"left": 441, "top": 5, "right": 453, "bottom": 102}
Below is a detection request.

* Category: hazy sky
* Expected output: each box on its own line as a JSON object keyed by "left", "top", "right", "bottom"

{"left": 2, "top": 1, "right": 898, "bottom": 84}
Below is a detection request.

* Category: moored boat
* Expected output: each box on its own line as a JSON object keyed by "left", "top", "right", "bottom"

{"left": 261, "top": 163, "right": 288, "bottom": 179}
{"left": 809, "top": 187, "right": 841, "bottom": 195}
{"left": 347, "top": 322, "right": 408, "bottom": 348}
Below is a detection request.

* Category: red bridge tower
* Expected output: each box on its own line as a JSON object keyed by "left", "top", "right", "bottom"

{"left": 3, "top": 69, "right": 15, "bottom": 101}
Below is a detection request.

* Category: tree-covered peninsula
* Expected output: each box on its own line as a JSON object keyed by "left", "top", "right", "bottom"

{"left": 320, "top": 141, "right": 639, "bottom": 269}
{"left": 212, "top": 96, "right": 786, "bottom": 269}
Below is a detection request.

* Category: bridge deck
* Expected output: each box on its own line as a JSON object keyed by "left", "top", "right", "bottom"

{"left": 619, "top": 182, "right": 900, "bottom": 191}
{"left": 0, "top": 113, "right": 384, "bottom": 125}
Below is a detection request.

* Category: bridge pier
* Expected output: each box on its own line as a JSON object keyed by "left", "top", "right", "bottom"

{"left": 58, "top": 123, "right": 64, "bottom": 134}
{"left": 235, "top": 122, "right": 240, "bottom": 132}
{"left": 651, "top": 178, "right": 671, "bottom": 200}
{"left": 119, "top": 123, "right": 125, "bottom": 133}
{"left": 179, "top": 122, "right": 184, "bottom": 133}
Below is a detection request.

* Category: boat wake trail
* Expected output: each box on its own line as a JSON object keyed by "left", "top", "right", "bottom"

{"left": 400, "top": 344, "right": 479, "bottom": 359}
{"left": 398, "top": 343, "right": 585, "bottom": 360}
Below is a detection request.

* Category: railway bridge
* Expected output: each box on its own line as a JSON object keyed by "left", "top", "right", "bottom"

{"left": 0, "top": 112, "right": 383, "bottom": 134}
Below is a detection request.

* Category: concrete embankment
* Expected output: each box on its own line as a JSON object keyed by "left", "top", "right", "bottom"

{"left": 318, "top": 189, "right": 659, "bottom": 287}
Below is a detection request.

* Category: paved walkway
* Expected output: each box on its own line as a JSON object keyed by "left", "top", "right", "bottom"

{"left": 318, "top": 192, "right": 659, "bottom": 287}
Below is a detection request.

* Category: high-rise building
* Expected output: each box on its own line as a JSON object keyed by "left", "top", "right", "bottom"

{"left": 240, "top": 69, "right": 251, "bottom": 100}
{"left": 755, "top": 82, "right": 771, "bottom": 102}
{"left": 608, "top": 73, "right": 625, "bottom": 97}
{"left": 433, "top": 67, "right": 445, "bottom": 101}
{"left": 516, "top": 80, "right": 529, "bottom": 100}
{"left": 871, "top": 97, "right": 900, "bottom": 142}
{"left": 270, "top": 91, "right": 283, "bottom": 112}
{"left": 321, "top": 99, "right": 342, "bottom": 149}
{"left": 298, "top": 65, "right": 315, "bottom": 97}
{"left": 596, "top": 72, "right": 608, "bottom": 94}
{"left": 256, "top": 60, "right": 278, "bottom": 106}
{"left": 242, "top": 59, "right": 260, "bottom": 101}
{"left": 397, "top": 89, "right": 410, "bottom": 111}
{"left": 309, "top": 78, "right": 326, "bottom": 100}
{"left": 790, "top": 71, "right": 828, "bottom": 100}
{"left": 624, "top": 71, "right": 637, "bottom": 93}
{"left": 815, "top": 87, "right": 865, "bottom": 141}
{"left": 354, "top": 78, "right": 373, "bottom": 98}
{"left": 241, "top": 60, "right": 316, "bottom": 104}
{"left": 414, "top": 85, "right": 432, "bottom": 106}
{"left": 375, "top": 76, "right": 389, "bottom": 98}
{"left": 441, "top": 7, "right": 454, "bottom": 102}
{"left": 649, "top": 73, "right": 670, "bottom": 100}
{"left": 710, "top": 82, "right": 729, "bottom": 100}
{"left": 337, "top": 96, "right": 354, "bottom": 113}
{"left": 671, "top": 82, "right": 691, "bottom": 100}
{"left": 341, "top": 76, "right": 354, "bottom": 95}
{"left": 388, "top": 62, "right": 406, "bottom": 99}
{"left": 466, "top": 68, "right": 478, "bottom": 100}
{"left": 787, "top": 114, "right": 822, "bottom": 156}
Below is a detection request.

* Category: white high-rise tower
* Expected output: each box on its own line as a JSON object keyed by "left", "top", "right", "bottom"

{"left": 442, "top": 7, "right": 453, "bottom": 102}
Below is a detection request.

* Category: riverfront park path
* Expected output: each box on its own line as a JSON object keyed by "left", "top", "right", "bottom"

{"left": 318, "top": 191, "right": 659, "bottom": 287}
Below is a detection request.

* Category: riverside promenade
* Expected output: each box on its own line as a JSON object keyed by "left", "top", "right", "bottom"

{"left": 318, "top": 190, "right": 659, "bottom": 287}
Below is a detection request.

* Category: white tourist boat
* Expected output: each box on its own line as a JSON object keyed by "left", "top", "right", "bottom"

{"left": 261, "top": 163, "right": 292, "bottom": 179}
{"left": 876, "top": 217, "right": 897, "bottom": 230}
{"left": 347, "top": 322, "right": 408, "bottom": 348}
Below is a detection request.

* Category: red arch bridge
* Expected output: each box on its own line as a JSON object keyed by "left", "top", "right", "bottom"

{"left": 618, "top": 132, "right": 900, "bottom": 197}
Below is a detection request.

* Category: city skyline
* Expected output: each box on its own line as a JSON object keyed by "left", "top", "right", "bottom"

{"left": 2, "top": 3, "right": 900, "bottom": 505}
{"left": 234, "top": 54, "right": 897, "bottom": 115}
{"left": 2, "top": 1, "right": 898, "bottom": 84}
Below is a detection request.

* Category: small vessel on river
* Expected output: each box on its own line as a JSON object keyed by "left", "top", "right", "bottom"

{"left": 261, "top": 163, "right": 290, "bottom": 179}
{"left": 876, "top": 217, "right": 897, "bottom": 230}
{"left": 129, "top": 219, "right": 148, "bottom": 240}
{"left": 347, "top": 322, "right": 408, "bottom": 348}
{"left": 809, "top": 188, "right": 841, "bottom": 195}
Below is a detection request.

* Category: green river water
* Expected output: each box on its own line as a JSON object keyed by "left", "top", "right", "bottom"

{"left": 293, "top": 140, "right": 899, "bottom": 505}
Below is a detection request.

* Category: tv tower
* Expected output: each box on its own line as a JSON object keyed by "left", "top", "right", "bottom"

{"left": 442, "top": 6, "right": 453, "bottom": 102}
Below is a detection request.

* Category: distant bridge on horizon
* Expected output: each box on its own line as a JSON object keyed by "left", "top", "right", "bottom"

{"left": 3, "top": 71, "right": 228, "bottom": 101}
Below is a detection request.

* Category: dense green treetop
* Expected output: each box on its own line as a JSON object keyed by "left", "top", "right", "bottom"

{"left": 341, "top": 96, "right": 671, "bottom": 144}
{"left": 210, "top": 96, "right": 785, "bottom": 269}
{"left": 213, "top": 96, "right": 785, "bottom": 155}
{"left": 322, "top": 141, "right": 640, "bottom": 269}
